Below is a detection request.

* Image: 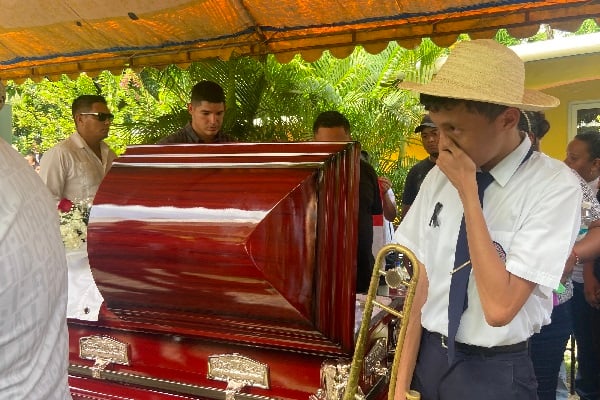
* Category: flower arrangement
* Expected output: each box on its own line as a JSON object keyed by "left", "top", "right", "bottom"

{"left": 58, "top": 198, "right": 91, "bottom": 250}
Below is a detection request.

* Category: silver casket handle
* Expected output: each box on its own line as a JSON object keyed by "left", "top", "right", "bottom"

{"left": 207, "top": 353, "right": 270, "bottom": 400}
{"left": 79, "top": 336, "right": 130, "bottom": 379}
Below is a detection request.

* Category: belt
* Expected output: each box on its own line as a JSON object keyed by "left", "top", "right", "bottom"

{"left": 426, "top": 330, "right": 529, "bottom": 356}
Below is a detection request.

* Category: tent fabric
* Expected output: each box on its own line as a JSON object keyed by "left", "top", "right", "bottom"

{"left": 1, "top": 0, "right": 599, "bottom": 82}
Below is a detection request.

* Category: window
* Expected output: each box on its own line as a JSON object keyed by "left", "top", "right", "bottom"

{"left": 569, "top": 100, "right": 600, "bottom": 140}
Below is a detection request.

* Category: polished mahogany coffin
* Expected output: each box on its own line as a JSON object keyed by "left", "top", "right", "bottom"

{"left": 68, "top": 142, "right": 399, "bottom": 400}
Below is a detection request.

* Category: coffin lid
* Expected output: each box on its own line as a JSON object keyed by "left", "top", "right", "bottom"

{"left": 88, "top": 142, "right": 361, "bottom": 356}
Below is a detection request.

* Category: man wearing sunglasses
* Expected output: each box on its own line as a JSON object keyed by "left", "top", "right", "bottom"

{"left": 158, "top": 80, "right": 235, "bottom": 144}
{"left": 40, "top": 94, "right": 117, "bottom": 203}
{"left": 39, "top": 94, "right": 117, "bottom": 322}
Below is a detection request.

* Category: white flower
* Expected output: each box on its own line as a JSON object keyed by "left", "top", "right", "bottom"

{"left": 58, "top": 198, "right": 91, "bottom": 250}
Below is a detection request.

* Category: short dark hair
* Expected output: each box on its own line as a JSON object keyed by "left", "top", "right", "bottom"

{"left": 191, "top": 80, "right": 225, "bottom": 104}
{"left": 519, "top": 111, "right": 550, "bottom": 140}
{"left": 71, "top": 95, "right": 107, "bottom": 117}
{"left": 312, "top": 111, "right": 351, "bottom": 134}
{"left": 420, "top": 94, "right": 508, "bottom": 122}
{"left": 574, "top": 130, "right": 600, "bottom": 160}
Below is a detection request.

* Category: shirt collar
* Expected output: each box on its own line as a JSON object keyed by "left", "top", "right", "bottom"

{"left": 587, "top": 176, "right": 599, "bottom": 191}
{"left": 70, "top": 131, "right": 110, "bottom": 161}
{"left": 183, "top": 123, "right": 202, "bottom": 143}
{"left": 183, "top": 122, "right": 228, "bottom": 143}
{"left": 70, "top": 131, "right": 88, "bottom": 148}
{"left": 488, "top": 134, "right": 532, "bottom": 188}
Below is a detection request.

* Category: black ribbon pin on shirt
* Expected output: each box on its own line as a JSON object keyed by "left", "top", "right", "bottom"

{"left": 429, "top": 202, "right": 443, "bottom": 227}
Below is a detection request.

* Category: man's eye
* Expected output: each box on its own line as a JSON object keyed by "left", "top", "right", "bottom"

{"left": 442, "top": 126, "right": 455, "bottom": 134}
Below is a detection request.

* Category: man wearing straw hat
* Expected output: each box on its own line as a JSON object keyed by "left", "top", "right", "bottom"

{"left": 392, "top": 39, "right": 582, "bottom": 400}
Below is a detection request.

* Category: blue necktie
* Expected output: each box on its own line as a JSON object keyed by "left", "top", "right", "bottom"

{"left": 447, "top": 171, "right": 494, "bottom": 363}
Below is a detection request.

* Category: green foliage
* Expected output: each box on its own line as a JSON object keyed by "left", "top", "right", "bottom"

{"left": 3, "top": 39, "right": 440, "bottom": 205}
{"left": 495, "top": 18, "right": 600, "bottom": 45}
{"left": 7, "top": 71, "right": 168, "bottom": 155}
{"left": 576, "top": 19, "right": 600, "bottom": 34}
{"left": 6, "top": 22, "right": 600, "bottom": 222}
{"left": 495, "top": 29, "right": 522, "bottom": 46}
{"left": 8, "top": 76, "right": 80, "bottom": 153}
{"left": 295, "top": 40, "right": 445, "bottom": 196}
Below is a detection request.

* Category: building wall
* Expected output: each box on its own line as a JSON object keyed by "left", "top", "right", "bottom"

{"left": 524, "top": 52, "right": 600, "bottom": 160}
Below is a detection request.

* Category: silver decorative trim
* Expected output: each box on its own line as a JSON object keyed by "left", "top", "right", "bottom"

{"left": 69, "top": 364, "right": 275, "bottom": 400}
{"left": 311, "top": 358, "right": 359, "bottom": 400}
{"left": 363, "top": 338, "right": 387, "bottom": 378}
{"left": 79, "top": 336, "right": 130, "bottom": 378}
{"left": 207, "top": 353, "right": 270, "bottom": 390}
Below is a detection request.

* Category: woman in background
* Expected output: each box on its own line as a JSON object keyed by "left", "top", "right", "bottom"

{"left": 524, "top": 111, "right": 600, "bottom": 400}
{"left": 564, "top": 130, "right": 600, "bottom": 400}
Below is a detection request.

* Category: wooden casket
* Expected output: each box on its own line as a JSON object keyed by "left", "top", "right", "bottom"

{"left": 67, "top": 142, "right": 401, "bottom": 400}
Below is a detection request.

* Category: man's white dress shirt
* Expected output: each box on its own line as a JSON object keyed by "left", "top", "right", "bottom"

{"left": 40, "top": 131, "right": 117, "bottom": 321}
{"left": 394, "top": 137, "right": 581, "bottom": 347}
{"left": 0, "top": 139, "right": 71, "bottom": 399}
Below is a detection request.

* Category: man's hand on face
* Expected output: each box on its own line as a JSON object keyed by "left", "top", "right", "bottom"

{"left": 436, "top": 132, "right": 477, "bottom": 196}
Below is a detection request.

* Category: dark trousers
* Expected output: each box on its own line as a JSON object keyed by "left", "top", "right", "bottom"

{"left": 531, "top": 300, "right": 572, "bottom": 400}
{"left": 412, "top": 329, "right": 538, "bottom": 400}
{"left": 572, "top": 282, "right": 600, "bottom": 400}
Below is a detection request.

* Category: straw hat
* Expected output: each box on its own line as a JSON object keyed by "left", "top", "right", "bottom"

{"left": 399, "top": 39, "right": 559, "bottom": 111}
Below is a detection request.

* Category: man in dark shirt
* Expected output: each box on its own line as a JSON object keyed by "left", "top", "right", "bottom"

{"left": 312, "top": 111, "right": 383, "bottom": 293}
{"left": 400, "top": 114, "right": 439, "bottom": 220}
{"left": 158, "top": 80, "right": 235, "bottom": 144}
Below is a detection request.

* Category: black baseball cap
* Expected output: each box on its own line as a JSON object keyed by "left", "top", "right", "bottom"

{"left": 414, "top": 114, "right": 437, "bottom": 133}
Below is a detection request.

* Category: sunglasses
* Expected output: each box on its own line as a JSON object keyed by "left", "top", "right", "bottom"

{"left": 79, "top": 112, "right": 115, "bottom": 122}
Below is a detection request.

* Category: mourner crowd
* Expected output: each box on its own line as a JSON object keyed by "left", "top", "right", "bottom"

{"left": 1, "top": 39, "right": 599, "bottom": 399}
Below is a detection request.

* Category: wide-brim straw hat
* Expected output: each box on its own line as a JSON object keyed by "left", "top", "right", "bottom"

{"left": 399, "top": 39, "right": 559, "bottom": 111}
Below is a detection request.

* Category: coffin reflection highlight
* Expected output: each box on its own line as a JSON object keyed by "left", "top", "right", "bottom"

{"left": 68, "top": 142, "right": 398, "bottom": 400}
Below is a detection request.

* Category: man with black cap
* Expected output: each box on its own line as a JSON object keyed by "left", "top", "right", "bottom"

{"left": 400, "top": 114, "right": 439, "bottom": 220}
{"left": 392, "top": 39, "right": 582, "bottom": 400}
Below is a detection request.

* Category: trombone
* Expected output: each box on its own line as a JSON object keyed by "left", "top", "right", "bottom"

{"left": 344, "top": 243, "right": 421, "bottom": 400}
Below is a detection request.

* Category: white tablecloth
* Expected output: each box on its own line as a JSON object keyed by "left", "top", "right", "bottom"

{"left": 66, "top": 243, "right": 103, "bottom": 321}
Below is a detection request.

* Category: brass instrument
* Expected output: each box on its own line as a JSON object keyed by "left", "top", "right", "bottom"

{"left": 344, "top": 243, "right": 421, "bottom": 400}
